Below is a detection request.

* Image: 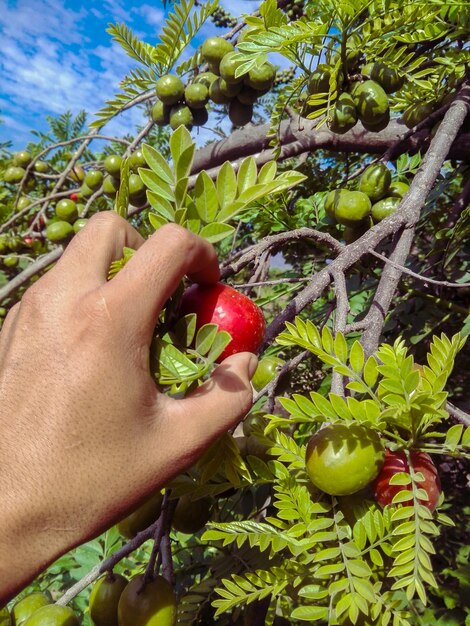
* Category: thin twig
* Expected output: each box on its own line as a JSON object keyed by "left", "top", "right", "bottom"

{"left": 331, "top": 270, "right": 349, "bottom": 396}
{"left": 446, "top": 401, "right": 470, "bottom": 427}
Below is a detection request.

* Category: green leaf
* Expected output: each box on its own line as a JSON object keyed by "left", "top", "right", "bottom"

{"left": 363, "top": 356, "right": 379, "bottom": 387}
{"left": 142, "top": 144, "right": 174, "bottom": 185}
{"left": 147, "top": 192, "right": 175, "bottom": 221}
{"left": 216, "top": 162, "right": 238, "bottom": 210}
{"left": 195, "top": 324, "right": 219, "bottom": 355}
{"left": 139, "top": 168, "right": 175, "bottom": 200}
{"left": 115, "top": 158, "right": 130, "bottom": 218}
{"left": 176, "top": 144, "right": 196, "bottom": 182}
{"left": 257, "top": 161, "right": 277, "bottom": 184}
{"left": 237, "top": 157, "right": 257, "bottom": 195}
{"left": 199, "top": 223, "right": 235, "bottom": 244}
{"left": 291, "top": 606, "right": 329, "bottom": 621}
{"left": 170, "top": 125, "right": 193, "bottom": 172}
{"left": 349, "top": 341, "right": 364, "bottom": 374}
{"left": 194, "top": 171, "right": 219, "bottom": 223}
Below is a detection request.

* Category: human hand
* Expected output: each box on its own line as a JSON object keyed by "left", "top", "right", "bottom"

{"left": 0, "top": 213, "right": 257, "bottom": 603}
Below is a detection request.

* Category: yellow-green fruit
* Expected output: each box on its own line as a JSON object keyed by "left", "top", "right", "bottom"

{"left": 23, "top": 605, "right": 79, "bottom": 626}
{"left": 0, "top": 607, "right": 11, "bottom": 626}
{"left": 328, "top": 93, "right": 358, "bottom": 134}
{"left": 192, "top": 107, "right": 209, "bottom": 127}
{"left": 103, "top": 155, "right": 123, "bottom": 177}
{"left": 218, "top": 78, "right": 242, "bottom": 98}
{"left": 12, "top": 593, "right": 50, "bottom": 625}
{"left": 89, "top": 574, "right": 128, "bottom": 626}
{"left": 358, "top": 163, "right": 391, "bottom": 202}
{"left": 334, "top": 190, "right": 371, "bottom": 226}
{"left": 128, "top": 174, "right": 145, "bottom": 197}
{"left": 236, "top": 86, "right": 259, "bottom": 105}
{"left": 34, "top": 160, "right": 49, "bottom": 173}
{"left": 184, "top": 83, "right": 209, "bottom": 109}
{"left": 68, "top": 165, "right": 85, "bottom": 183}
{"left": 324, "top": 189, "right": 349, "bottom": 220}
{"left": 172, "top": 495, "right": 212, "bottom": 534}
{"left": 193, "top": 72, "right": 218, "bottom": 88}
{"left": 251, "top": 356, "right": 285, "bottom": 392}
{"left": 55, "top": 199, "right": 78, "bottom": 222}
{"left": 228, "top": 101, "right": 253, "bottom": 127}
{"left": 3, "top": 254, "right": 19, "bottom": 268}
{"left": 353, "top": 80, "right": 389, "bottom": 125}
{"left": 169, "top": 104, "right": 194, "bottom": 130}
{"left": 16, "top": 196, "right": 31, "bottom": 211}
{"left": 242, "top": 412, "right": 266, "bottom": 438}
{"left": 118, "top": 575, "right": 177, "bottom": 626}
{"left": 307, "top": 64, "right": 331, "bottom": 95}
{"left": 13, "top": 151, "right": 32, "bottom": 167}
{"left": 209, "top": 78, "right": 232, "bottom": 104}
{"left": 73, "top": 218, "right": 88, "bottom": 233}
{"left": 117, "top": 491, "right": 163, "bottom": 539}
{"left": 388, "top": 181, "right": 409, "bottom": 198}
{"left": 155, "top": 74, "right": 184, "bottom": 105}
{"left": 103, "top": 175, "right": 120, "bottom": 197}
{"left": 84, "top": 170, "right": 103, "bottom": 190}
{"left": 219, "top": 51, "right": 245, "bottom": 85}
{"left": 245, "top": 62, "right": 276, "bottom": 91}
{"left": 235, "top": 435, "right": 270, "bottom": 462}
{"left": 4, "top": 167, "right": 26, "bottom": 184}
{"left": 371, "top": 196, "right": 401, "bottom": 222}
{"left": 78, "top": 184, "right": 94, "bottom": 199}
{"left": 361, "top": 108, "right": 390, "bottom": 132}
{"left": 151, "top": 100, "right": 171, "bottom": 126}
{"left": 367, "top": 62, "right": 404, "bottom": 94}
{"left": 305, "top": 423, "right": 385, "bottom": 496}
{"left": 128, "top": 149, "right": 146, "bottom": 171}
{"left": 46, "top": 221, "right": 74, "bottom": 242}
{"left": 201, "top": 37, "right": 234, "bottom": 65}
{"left": 402, "top": 102, "right": 434, "bottom": 128}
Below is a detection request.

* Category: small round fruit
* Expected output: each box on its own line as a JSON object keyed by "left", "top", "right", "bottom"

{"left": 245, "top": 62, "right": 276, "bottom": 91}
{"left": 209, "top": 78, "right": 232, "bottom": 104}
{"left": 343, "top": 221, "right": 370, "bottom": 244}
{"left": 324, "top": 189, "right": 348, "bottom": 220}
{"left": 13, "top": 151, "right": 32, "bottom": 167}
{"left": 118, "top": 575, "right": 177, "bottom": 626}
{"left": 371, "top": 196, "right": 400, "bottom": 222}
{"left": 242, "top": 412, "right": 266, "bottom": 437}
{"left": 0, "top": 307, "right": 7, "bottom": 317}
{"left": 73, "top": 218, "right": 88, "bottom": 233}
{"left": 307, "top": 64, "right": 331, "bottom": 95}
{"left": 368, "top": 62, "right": 404, "bottom": 94}
{"left": 11, "top": 593, "right": 50, "bottom": 625}
{"left": 219, "top": 51, "right": 245, "bottom": 84}
{"left": 358, "top": 163, "right": 392, "bottom": 202}
{"left": 388, "top": 181, "right": 409, "bottom": 198}
{"left": 116, "top": 491, "right": 163, "bottom": 539}
{"left": 33, "top": 160, "right": 49, "bottom": 173}
{"left": 69, "top": 192, "right": 79, "bottom": 202}
{"left": 184, "top": 83, "right": 209, "bottom": 109}
{"left": 373, "top": 450, "right": 441, "bottom": 512}
{"left": 3, "top": 254, "right": 18, "bottom": 268}
{"left": 89, "top": 573, "right": 128, "bottom": 626}
{"left": 361, "top": 108, "right": 390, "bottom": 132}
{"left": 252, "top": 356, "right": 285, "bottom": 391}
{"left": 155, "top": 74, "right": 185, "bottom": 105}
{"left": 55, "top": 199, "right": 78, "bottom": 222}
{"left": 68, "top": 165, "right": 85, "bottom": 183}
{"left": 228, "top": 100, "right": 253, "bottom": 127}
{"left": 104, "top": 155, "right": 123, "bottom": 177}
{"left": 23, "top": 605, "right": 79, "bottom": 626}
{"left": 16, "top": 196, "right": 31, "bottom": 211}
{"left": 328, "top": 93, "right": 358, "bottom": 134}
{"left": 46, "top": 221, "right": 74, "bottom": 242}
{"left": 235, "top": 435, "right": 270, "bottom": 462}
{"left": 192, "top": 107, "right": 209, "bottom": 127}
{"left": 193, "top": 71, "right": 218, "bottom": 88}
{"left": 219, "top": 78, "right": 242, "bottom": 98}
{"left": 84, "top": 169, "right": 103, "bottom": 190}
{"left": 128, "top": 174, "right": 145, "bottom": 197}
{"left": 236, "top": 86, "right": 259, "bottom": 105}
{"left": 305, "top": 423, "right": 385, "bottom": 496}
{"left": 151, "top": 100, "right": 171, "bottom": 126}
{"left": 353, "top": 80, "right": 389, "bottom": 125}
{"left": 180, "top": 282, "right": 265, "bottom": 362}
{"left": 172, "top": 495, "right": 212, "bottom": 534}
{"left": 78, "top": 184, "right": 94, "bottom": 199}
{"left": 103, "top": 175, "right": 120, "bottom": 197}
{"left": 169, "top": 104, "right": 194, "bottom": 130}
{"left": 4, "top": 167, "right": 26, "bottom": 184}
{"left": 201, "top": 37, "right": 234, "bottom": 65}
{"left": 334, "top": 190, "right": 371, "bottom": 226}
{"left": 128, "top": 150, "right": 146, "bottom": 171}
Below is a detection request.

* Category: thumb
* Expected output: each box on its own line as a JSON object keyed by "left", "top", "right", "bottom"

{"left": 161, "top": 352, "right": 258, "bottom": 464}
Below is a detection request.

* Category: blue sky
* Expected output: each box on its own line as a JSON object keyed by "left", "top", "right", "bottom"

{"left": 0, "top": 0, "right": 266, "bottom": 150}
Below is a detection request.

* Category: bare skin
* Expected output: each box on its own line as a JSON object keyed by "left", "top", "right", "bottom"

{"left": 0, "top": 213, "right": 257, "bottom": 604}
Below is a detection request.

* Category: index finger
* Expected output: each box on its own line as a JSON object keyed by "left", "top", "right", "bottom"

{"left": 102, "top": 223, "right": 220, "bottom": 340}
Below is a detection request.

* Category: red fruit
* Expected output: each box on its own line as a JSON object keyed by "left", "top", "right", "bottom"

{"left": 180, "top": 282, "right": 265, "bottom": 362}
{"left": 373, "top": 450, "right": 441, "bottom": 512}
{"left": 70, "top": 192, "right": 79, "bottom": 201}
{"left": 23, "top": 235, "right": 34, "bottom": 247}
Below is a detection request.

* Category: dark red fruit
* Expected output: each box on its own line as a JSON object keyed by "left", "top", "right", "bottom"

{"left": 70, "top": 192, "right": 79, "bottom": 202}
{"left": 180, "top": 282, "right": 265, "bottom": 362}
{"left": 373, "top": 450, "right": 441, "bottom": 512}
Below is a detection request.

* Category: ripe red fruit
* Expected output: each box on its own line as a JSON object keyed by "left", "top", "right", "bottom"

{"left": 180, "top": 282, "right": 265, "bottom": 362}
{"left": 23, "top": 235, "right": 34, "bottom": 247}
{"left": 70, "top": 192, "right": 79, "bottom": 201}
{"left": 373, "top": 450, "right": 441, "bottom": 512}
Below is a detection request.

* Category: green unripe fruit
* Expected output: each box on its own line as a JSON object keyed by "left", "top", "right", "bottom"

{"left": 218, "top": 78, "right": 242, "bottom": 98}
{"left": 193, "top": 72, "right": 218, "bottom": 88}
{"left": 23, "top": 605, "right": 79, "bottom": 626}
{"left": 228, "top": 100, "right": 253, "bottom": 127}
{"left": 245, "top": 62, "right": 276, "bottom": 91}
{"left": 89, "top": 574, "right": 128, "bottom": 626}
{"left": 13, "top": 151, "right": 32, "bottom": 167}
{"left": 371, "top": 196, "right": 401, "bottom": 222}
{"left": 358, "top": 163, "right": 391, "bottom": 201}
{"left": 193, "top": 107, "right": 209, "bottom": 127}
{"left": 184, "top": 83, "right": 209, "bottom": 108}
{"left": 334, "top": 190, "right": 371, "bottom": 226}
{"left": 252, "top": 356, "right": 286, "bottom": 391}
{"left": 169, "top": 104, "right": 194, "bottom": 130}
{"left": 117, "top": 491, "right": 163, "bottom": 539}
{"left": 128, "top": 174, "right": 145, "bottom": 197}
{"left": 3, "top": 254, "right": 18, "bottom": 268}
{"left": 328, "top": 93, "right": 358, "bottom": 134}
{"left": 0, "top": 308, "right": 7, "bottom": 317}
{"left": 11, "top": 593, "right": 50, "bottom": 625}
{"left": 324, "top": 189, "right": 349, "bottom": 220}
{"left": 201, "top": 37, "right": 234, "bottom": 65}
{"left": 353, "top": 80, "right": 389, "bottom": 125}
{"left": 345, "top": 33, "right": 363, "bottom": 70}
{"left": 402, "top": 102, "right": 434, "bottom": 128}
{"left": 68, "top": 165, "right": 85, "bottom": 183}
{"left": 209, "top": 78, "right": 232, "bottom": 104}
{"left": 151, "top": 100, "right": 170, "bottom": 126}
{"left": 219, "top": 51, "right": 245, "bottom": 84}
{"left": 104, "top": 155, "right": 123, "bottom": 176}
{"left": 367, "top": 62, "right": 404, "bottom": 94}
{"left": 84, "top": 169, "right": 103, "bottom": 190}
{"left": 172, "top": 495, "right": 212, "bottom": 534}
{"left": 4, "top": 167, "right": 26, "bottom": 184}
{"left": 16, "top": 196, "right": 31, "bottom": 211}
{"left": 33, "top": 160, "right": 49, "bottom": 173}
{"left": 73, "top": 218, "right": 89, "bottom": 233}
{"left": 128, "top": 149, "right": 146, "bottom": 172}
{"left": 103, "top": 175, "right": 120, "bottom": 197}
{"left": 388, "top": 181, "right": 409, "bottom": 198}
{"left": 46, "top": 220, "right": 74, "bottom": 242}
{"left": 236, "top": 86, "right": 259, "bottom": 105}
{"left": 55, "top": 199, "right": 78, "bottom": 222}
{"left": 361, "top": 108, "right": 390, "bottom": 132}
{"left": 78, "top": 184, "right": 94, "bottom": 199}
{"left": 155, "top": 74, "right": 184, "bottom": 105}
{"left": 118, "top": 575, "right": 177, "bottom": 626}
{"left": 307, "top": 64, "right": 331, "bottom": 95}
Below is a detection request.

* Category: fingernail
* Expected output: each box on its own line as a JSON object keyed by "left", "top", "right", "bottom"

{"left": 248, "top": 354, "right": 258, "bottom": 379}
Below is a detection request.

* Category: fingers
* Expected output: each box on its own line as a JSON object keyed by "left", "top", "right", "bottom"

{"left": 150, "top": 352, "right": 257, "bottom": 475}
{"left": 102, "top": 223, "right": 220, "bottom": 340}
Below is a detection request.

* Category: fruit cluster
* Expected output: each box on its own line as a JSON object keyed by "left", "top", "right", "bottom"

{"left": 273, "top": 66, "right": 296, "bottom": 87}
{"left": 2, "top": 151, "right": 49, "bottom": 186}
{"left": 151, "top": 36, "right": 276, "bottom": 130}
{"left": 283, "top": 0, "right": 306, "bottom": 21}
{"left": 325, "top": 162, "right": 409, "bottom": 241}
{"left": 210, "top": 5, "right": 237, "bottom": 28}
